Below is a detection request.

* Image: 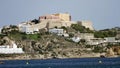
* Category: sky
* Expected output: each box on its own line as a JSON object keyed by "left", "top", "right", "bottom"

{"left": 0, "top": 0, "right": 120, "bottom": 30}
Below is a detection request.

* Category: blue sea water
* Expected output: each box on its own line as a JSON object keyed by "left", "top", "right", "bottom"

{"left": 0, "top": 57, "right": 120, "bottom": 68}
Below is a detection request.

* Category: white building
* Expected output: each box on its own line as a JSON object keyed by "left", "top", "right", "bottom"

{"left": 63, "top": 33, "right": 69, "bottom": 37}
{"left": 116, "top": 31, "right": 120, "bottom": 39}
{"left": 18, "top": 23, "right": 39, "bottom": 34}
{"left": 78, "top": 33, "right": 94, "bottom": 41}
{"left": 116, "top": 40, "right": 120, "bottom": 43}
{"left": 87, "top": 38, "right": 106, "bottom": 45}
{"left": 49, "top": 28, "right": 69, "bottom": 37}
{"left": 72, "top": 36, "right": 80, "bottom": 43}
{"left": 49, "top": 28, "right": 64, "bottom": 34}
{"left": 0, "top": 41, "right": 24, "bottom": 54}
{"left": 104, "top": 37, "right": 116, "bottom": 43}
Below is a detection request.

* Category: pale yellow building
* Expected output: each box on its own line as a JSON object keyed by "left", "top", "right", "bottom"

{"left": 39, "top": 13, "right": 71, "bottom": 21}
{"left": 78, "top": 21, "right": 94, "bottom": 30}
{"left": 53, "top": 13, "right": 71, "bottom": 21}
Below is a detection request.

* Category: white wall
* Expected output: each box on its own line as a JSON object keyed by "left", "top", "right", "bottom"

{"left": 20, "top": 25, "right": 38, "bottom": 34}
{"left": 104, "top": 37, "right": 116, "bottom": 42}
{"left": 80, "top": 21, "right": 94, "bottom": 30}
{"left": 0, "top": 48, "right": 24, "bottom": 54}
{"left": 78, "top": 33, "right": 94, "bottom": 41}
{"left": 49, "top": 28, "right": 64, "bottom": 34}
{"left": 72, "top": 36, "right": 80, "bottom": 42}
{"left": 0, "top": 42, "right": 24, "bottom": 54}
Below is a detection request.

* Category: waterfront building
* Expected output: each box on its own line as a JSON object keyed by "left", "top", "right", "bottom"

{"left": 0, "top": 41, "right": 24, "bottom": 54}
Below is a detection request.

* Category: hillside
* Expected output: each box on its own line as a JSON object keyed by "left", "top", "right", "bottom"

{"left": 0, "top": 24, "right": 120, "bottom": 60}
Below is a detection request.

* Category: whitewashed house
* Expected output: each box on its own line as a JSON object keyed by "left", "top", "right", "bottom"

{"left": 22, "top": 25, "right": 34, "bottom": 34}
{"left": 87, "top": 38, "right": 106, "bottom": 45}
{"left": 78, "top": 33, "right": 94, "bottom": 41}
{"left": 72, "top": 36, "right": 80, "bottom": 42}
{"left": 49, "top": 28, "right": 69, "bottom": 37}
{"left": 19, "top": 23, "right": 39, "bottom": 34}
{"left": 116, "top": 32, "right": 120, "bottom": 39}
{"left": 104, "top": 37, "right": 116, "bottom": 43}
{"left": 63, "top": 33, "right": 69, "bottom": 37}
{"left": 49, "top": 28, "right": 64, "bottom": 34}
{"left": 0, "top": 41, "right": 24, "bottom": 54}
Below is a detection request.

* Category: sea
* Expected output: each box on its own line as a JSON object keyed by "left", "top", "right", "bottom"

{"left": 0, "top": 57, "right": 120, "bottom": 68}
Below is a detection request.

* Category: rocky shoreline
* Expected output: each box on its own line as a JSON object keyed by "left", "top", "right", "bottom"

{"left": 0, "top": 56, "right": 97, "bottom": 61}
{"left": 0, "top": 53, "right": 119, "bottom": 60}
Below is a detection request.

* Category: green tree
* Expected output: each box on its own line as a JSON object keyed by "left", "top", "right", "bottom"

{"left": 61, "top": 26, "right": 67, "bottom": 30}
{"left": 71, "top": 24, "right": 93, "bottom": 33}
{"left": 92, "top": 46, "right": 104, "bottom": 53}
{"left": 69, "top": 33, "right": 74, "bottom": 37}
{"left": 80, "top": 39, "right": 86, "bottom": 44}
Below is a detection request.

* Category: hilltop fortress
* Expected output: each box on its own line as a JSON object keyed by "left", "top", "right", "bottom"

{"left": 18, "top": 13, "right": 94, "bottom": 34}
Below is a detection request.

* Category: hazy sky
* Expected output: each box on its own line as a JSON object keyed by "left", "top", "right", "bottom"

{"left": 0, "top": 0, "right": 120, "bottom": 30}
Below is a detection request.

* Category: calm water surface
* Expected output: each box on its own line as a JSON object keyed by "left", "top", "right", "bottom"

{"left": 0, "top": 57, "right": 120, "bottom": 68}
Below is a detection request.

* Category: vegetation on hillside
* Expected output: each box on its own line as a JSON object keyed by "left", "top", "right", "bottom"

{"left": 8, "top": 31, "right": 41, "bottom": 41}
{"left": 71, "top": 24, "right": 93, "bottom": 33}
{"left": 94, "top": 29, "right": 117, "bottom": 38}
{"left": 0, "top": 24, "right": 120, "bottom": 58}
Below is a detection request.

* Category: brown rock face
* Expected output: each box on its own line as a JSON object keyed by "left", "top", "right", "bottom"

{"left": 112, "top": 46, "right": 120, "bottom": 55}
{"left": 109, "top": 48, "right": 114, "bottom": 56}
{"left": 106, "top": 48, "right": 114, "bottom": 57}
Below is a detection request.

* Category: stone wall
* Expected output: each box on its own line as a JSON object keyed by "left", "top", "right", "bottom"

{"left": 79, "top": 21, "right": 94, "bottom": 30}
